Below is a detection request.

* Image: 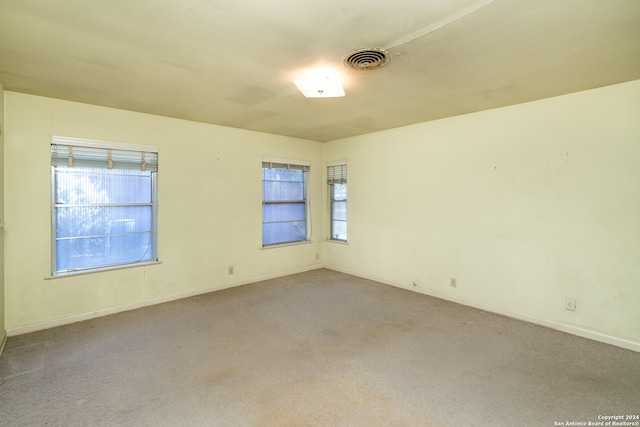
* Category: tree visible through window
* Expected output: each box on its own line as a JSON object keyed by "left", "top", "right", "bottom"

{"left": 262, "top": 159, "right": 310, "bottom": 246}
{"left": 51, "top": 137, "right": 158, "bottom": 275}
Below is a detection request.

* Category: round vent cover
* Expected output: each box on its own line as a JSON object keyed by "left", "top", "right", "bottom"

{"left": 343, "top": 47, "right": 390, "bottom": 71}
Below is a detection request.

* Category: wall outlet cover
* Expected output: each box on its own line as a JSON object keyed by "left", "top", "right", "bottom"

{"left": 565, "top": 297, "right": 576, "bottom": 311}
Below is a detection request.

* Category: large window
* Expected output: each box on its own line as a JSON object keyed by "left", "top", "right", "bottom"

{"left": 327, "top": 161, "right": 347, "bottom": 241}
{"left": 262, "top": 158, "right": 310, "bottom": 246}
{"left": 51, "top": 136, "right": 158, "bottom": 275}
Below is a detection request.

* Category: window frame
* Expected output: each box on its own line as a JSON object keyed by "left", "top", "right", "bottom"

{"left": 50, "top": 136, "right": 159, "bottom": 276}
{"left": 262, "top": 157, "right": 311, "bottom": 247}
{"left": 327, "top": 160, "right": 347, "bottom": 242}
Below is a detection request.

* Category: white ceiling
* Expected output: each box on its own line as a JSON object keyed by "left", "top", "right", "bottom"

{"left": 1, "top": 0, "right": 639, "bottom": 142}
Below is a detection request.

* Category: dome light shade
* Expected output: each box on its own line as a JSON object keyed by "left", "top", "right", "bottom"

{"left": 294, "top": 75, "right": 345, "bottom": 98}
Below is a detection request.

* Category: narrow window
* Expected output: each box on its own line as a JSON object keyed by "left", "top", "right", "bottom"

{"left": 262, "top": 158, "right": 310, "bottom": 246}
{"left": 327, "top": 161, "right": 347, "bottom": 241}
{"left": 51, "top": 137, "right": 158, "bottom": 275}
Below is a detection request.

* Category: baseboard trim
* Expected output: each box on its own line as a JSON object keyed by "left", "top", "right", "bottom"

{"left": 10, "top": 263, "right": 637, "bottom": 353}
{"left": 325, "top": 265, "right": 640, "bottom": 353}
{"left": 0, "top": 329, "right": 7, "bottom": 357}
{"left": 7, "top": 264, "right": 324, "bottom": 337}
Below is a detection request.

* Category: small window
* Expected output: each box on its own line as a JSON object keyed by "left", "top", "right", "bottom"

{"left": 51, "top": 136, "right": 158, "bottom": 275}
{"left": 262, "top": 158, "right": 310, "bottom": 246}
{"left": 327, "top": 161, "right": 347, "bottom": 241}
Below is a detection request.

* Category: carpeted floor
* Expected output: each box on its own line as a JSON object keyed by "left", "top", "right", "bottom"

{"left": 1, "top": 269, "right": 639, "bottom": 426}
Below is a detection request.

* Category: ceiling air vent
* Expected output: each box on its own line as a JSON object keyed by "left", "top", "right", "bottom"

{"left": 343, "top": 47, "right": 390, "bottom": 71}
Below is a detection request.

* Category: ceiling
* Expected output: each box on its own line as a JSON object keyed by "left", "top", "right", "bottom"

{"left": 1, "top": 0, "right": 639, "bottom": 142}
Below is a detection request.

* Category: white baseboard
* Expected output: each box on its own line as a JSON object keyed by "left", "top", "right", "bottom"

{"left": 0, "top": 329, "right": 7, "bottom": 357}
{"left": 9, "top": 263, "right": 638, "bottom": 354}
{"left": 325, "top": 265, "right": 640, "bottom": 353}
{"left": 7, "top": 264, "right": 324, "bottom": 337}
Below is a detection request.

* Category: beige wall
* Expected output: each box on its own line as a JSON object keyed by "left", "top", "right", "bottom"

{"left": 4, "top": 92, "right": 323, "bottom": 332}
{"left": 323, "top": 80, "right": 640, "bottom": 350}
{"left": 0, "top": 83, "right": 5, "bottom": 347}
{"left": 4, "top": 80, "right": 639, "bottom": 351}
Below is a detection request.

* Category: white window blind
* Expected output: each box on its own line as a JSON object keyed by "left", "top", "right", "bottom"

{"left": 327, "top": 161, "right": 347, "bottom": 242}
{"left": 51, "top": 136, "right": 158, "bottom": 275}
{"left": 262, "top": 158, "right": 310, "bottom": 246}
{"left": 51, "top": 144, "right": 158, "bottom": 171}
{"left": 327, "top": 163, "right": 347, "bottom": 184}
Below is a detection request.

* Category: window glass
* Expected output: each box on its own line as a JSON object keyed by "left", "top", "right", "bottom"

{"left": 328, "top": 163, "right": 347, "bottom": 241}
{"left": 51, "top": 139, "right": 157, "bottom": 275}
{"left": 262, "top": 162, "right": 309, "bottom": 246}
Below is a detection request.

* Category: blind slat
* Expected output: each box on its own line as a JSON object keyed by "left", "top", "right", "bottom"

{"left": 52, "top": 144, "right": 158, "bottom": 172}
{"left": 327, "top": 164, "right": 347, "bottom": 184}
{"left": 262, "top": 161, "right": 309, "bottom": 172}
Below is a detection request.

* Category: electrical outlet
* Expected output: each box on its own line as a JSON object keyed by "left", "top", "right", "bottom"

{"left": 228, "top": 266, "right": 234, "bottom": 275}
{"left": 565, "top": 297, "right": 576, "bottom": 311}
{"left": 316, "top": 253, "right": 320, "bottom": 260}
{"left": 450, "top": 278, "right": 457, "bottom": 288}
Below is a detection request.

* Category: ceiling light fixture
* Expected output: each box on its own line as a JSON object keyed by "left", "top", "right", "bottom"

{"left": 294, "top": 69, "right": 345, "bottom": 98}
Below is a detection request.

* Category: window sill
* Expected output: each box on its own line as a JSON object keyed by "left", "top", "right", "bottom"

{"left": 261, "top": 240, "right": 312, "bottom": 250}
{"left": 45, "top": 260, "right": 163, "bottom": 280}
{"left": 325, "top": 239, "right": 348, "bottom": 245}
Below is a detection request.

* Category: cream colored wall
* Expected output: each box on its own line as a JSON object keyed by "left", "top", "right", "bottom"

{"left": 0, "top": 83, "right": 5, "bottom": 346}
{"left": 323, "top": 80, "right": 640, "bottom": 349}
{"left": 4, "top": 92, "right": 323, "bottom": 332}
{"left": 5, "top": 81, "right": 639, "bottom": 350}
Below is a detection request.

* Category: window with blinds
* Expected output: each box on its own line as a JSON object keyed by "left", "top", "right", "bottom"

{"left": 51, "top": 136, "right": 158, "bottom": 275}
{"left": 262, "top": 158, "right": 310, "bottom": 246}
{"left": 327, "top": 161, "right": 347, "bottom": 241}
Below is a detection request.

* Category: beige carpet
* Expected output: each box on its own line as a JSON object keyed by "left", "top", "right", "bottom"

{"left": 1, "top": 269, "right": 639, "bottom": 426}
